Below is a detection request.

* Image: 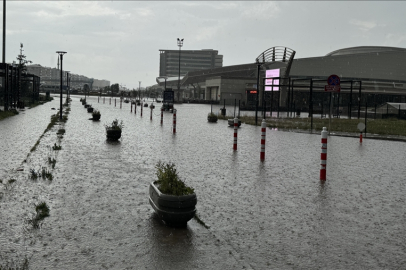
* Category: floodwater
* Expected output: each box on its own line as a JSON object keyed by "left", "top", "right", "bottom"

{"left": 1, "top": 95, "right": 405, "bottom": 269}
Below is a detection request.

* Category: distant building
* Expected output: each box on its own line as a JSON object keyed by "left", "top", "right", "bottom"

{"left": 27, "top": 64, "right": 109, "bottom": 91}
{"left": 159, "top": 49, "right": 223, "bottom": 77}
{"left": 92, "top": 79, "right": 110, "bottom": 90}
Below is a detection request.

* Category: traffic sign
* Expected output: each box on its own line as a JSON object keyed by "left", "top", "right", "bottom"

{"left": 327, "top": 74, "right": 340, "bottom": 86}
{"left": 324, "top": 85, "right": 341, "bottom": 92}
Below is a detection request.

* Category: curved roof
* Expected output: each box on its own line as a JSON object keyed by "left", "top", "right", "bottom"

{"left": 326, "top": 46, "right": 406, "bottom": 56}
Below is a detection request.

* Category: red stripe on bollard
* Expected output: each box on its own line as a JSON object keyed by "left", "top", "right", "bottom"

{"left": 115, "top": 99, "right": 116, "bottom": 107}
{"left": 141, "top": 103, "right": 143, "bottom": 117}
{"left": 260, "top": 119, "right": 266, "bottom": 160}
{"left": 161, "top": 108, "right": 163, "bottom": 125}
{"left": 150, "top": 107, "right": 152, "bottom": 121}
{"left": 320, "top": 127, "right": 328, "bottom": 181}
{"left": 135, "top": 103, "right": 136, "bottom": 115}
{"left": 131, "top": 103, "right": 132, "bottom": 113}
{"left": 360, "top": 133, "right": 363, "bottom": 143}
{"left": 233, "top": 117, "right": 238, "bottom": 151}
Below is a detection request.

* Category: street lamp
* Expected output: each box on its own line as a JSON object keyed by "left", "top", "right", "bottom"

{"left": 56, "top": 51, "right": 66, "bottom": 120}
{"left": 139, "top": 81, "right": 141, "bottom": 100}
{"left": 177, "top": 38, "right": 183, "bottom": 101}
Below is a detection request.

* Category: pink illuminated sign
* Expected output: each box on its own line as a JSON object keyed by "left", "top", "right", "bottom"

{"left": 265, "top": 69, "right": 280, "bottom": 91}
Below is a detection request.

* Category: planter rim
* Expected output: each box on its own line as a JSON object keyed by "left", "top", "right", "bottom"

{"left": 151, "top": 181, "right": 196, "bottom": 202}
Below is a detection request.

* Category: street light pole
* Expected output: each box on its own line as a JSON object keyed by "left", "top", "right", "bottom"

{"left": 2, "top": 0, "right": 6, "bottom": 110}
{"left": 177, "top": 38, "right": 183, "bottom": 102}
{"left": 139, "top": 81, "right": 141, "bottom": 100}
{"left": 56, "top": 51, "right": 66, "bottom": 120}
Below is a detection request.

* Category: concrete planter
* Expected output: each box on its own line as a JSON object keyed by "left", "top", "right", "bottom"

{"left": 87, "top": 107, "right": 94, "bottom": 113}
{"left": 92, "top": 114, "right": 100, "bottom": 121}
{"left": 228, "top": 119, "right": 241, "bottom": 127}
{"left": 149, "top": 181, "right": 196, "bottom": 225}
{"left": 207, "top": 115, "right": 218, "bottom": 123}
{"left": 106, "top": 129, "right": 121, "bottom": 141}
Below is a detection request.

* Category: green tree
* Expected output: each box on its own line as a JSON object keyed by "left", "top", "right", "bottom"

{"left": 16, "top": 43, "right": 32, "bottom": 100}
{"left": 111, "top": 83, "right": 119, "bottom": 94}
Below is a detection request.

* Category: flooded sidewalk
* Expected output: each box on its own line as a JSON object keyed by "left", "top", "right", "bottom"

{"left": 1, "top": 95, "right": 405, "bottom": 269}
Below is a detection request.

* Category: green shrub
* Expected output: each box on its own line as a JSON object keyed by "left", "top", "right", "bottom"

{"left": 105, "top": 119, "right": 124, "bottom": 131}
{"left": 155, "top": 162, "right": 194, "bottom": 196}
{"left": 26, "top": 202, "right": 50, "bottom": 229}
{"left": 52, "top": 143, "right": 62, "bottom": 150}
{"left": 29, "top": 169, "right": 39, "bottom": 180}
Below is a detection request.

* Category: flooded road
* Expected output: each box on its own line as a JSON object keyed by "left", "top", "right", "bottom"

{"left": 1, "top": 95, "right": 405, "bottom": 269}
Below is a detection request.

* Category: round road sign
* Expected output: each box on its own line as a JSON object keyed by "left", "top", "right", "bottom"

{"left": 327, "top": 74, "right": 340, "bottom": 86}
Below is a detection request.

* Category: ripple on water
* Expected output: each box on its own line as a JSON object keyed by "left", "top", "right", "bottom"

{"left": 1, "top": 96, "right": 406, "bottom": 269}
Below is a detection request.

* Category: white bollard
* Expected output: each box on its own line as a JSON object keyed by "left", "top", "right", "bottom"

{"left": 233, "top": 117, "right": 238, "bottom": 151}
{"left": 260, "top": 119, "right": 266, "bottom": 160}
{"left": 173, "top": 109, "right": 177, "bottom": 133}
{"left": 320, "top": 127, "right": 328, "bottom": 180}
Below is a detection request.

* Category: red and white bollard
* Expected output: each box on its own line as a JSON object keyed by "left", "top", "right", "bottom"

{"left": 141, "top": 103, "right": 143, "bottom": 117}
{"left": 115, "top": 98, "right": 116, "bottom": 107}
{"left": 120, "top": 99, "right": 122, "bottom": 109}
{"left": 160, "top": 108, "right": 163, "bottom": 125}
{"left": 103, "top": 97, "right": 105, "bottom": 104}
{"left": 260, "top": 119, "right": 266, "bottom": 160}
{"left": 360, "top": 133, "right": 363, "bottom": 144}
{"left": 150, "top": 107, "right": 153, "bottom": 121}
{"left": 131, "top": 103, "right": 132, "bottom": 113}
{"left": 109, "top": 98, "right": 111, "bottom": 105}
{"left": 134, "top": 103, "right": 137, "bottom": 115}
{"left": 98, "top": 96, "right": 99, "bottom": 103}
{"left": 320, "top": 127, "right": 328, "bottom": 181}
{"left": 233, "top": 117, "right": 238, "bottom": 151}
{"left": 173, "top": 109, "right": 177, "bottom": 133}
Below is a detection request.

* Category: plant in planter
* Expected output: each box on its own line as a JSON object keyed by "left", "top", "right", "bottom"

{"left": 92, "top": 109, "right": 101, "bottom": 121}
{"left": 149, "top": 161, "right": 197, "bottom": 226}
{"left": 207, "top": 112, "right": 218, "bottom": 123}
{"left": 105, "top": 119, "right": 123, "bottom": 140}
{"left": 87, "top": 106, "right": 94, "bottom": 113}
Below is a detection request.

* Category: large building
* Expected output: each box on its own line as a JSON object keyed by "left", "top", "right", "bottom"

{"left": 27, "top": 64, "right": 110, "bottom": 91}
{"left": 164, "top": 46, "right": 406, "bottom": 108}
{"left": 159, "top": 49, "right": 223, "bottom": 77}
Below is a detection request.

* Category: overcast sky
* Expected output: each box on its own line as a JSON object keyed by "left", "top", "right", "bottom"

{"left": 3, "top": 1, "right": 406, "bottom": 89}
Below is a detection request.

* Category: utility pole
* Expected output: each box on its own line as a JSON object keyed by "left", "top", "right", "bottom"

{"left": 2, "top": 0, "right": 6, "bottom": 110}
{"left": 139, "top": 81, "right": 141, "bottom": 100}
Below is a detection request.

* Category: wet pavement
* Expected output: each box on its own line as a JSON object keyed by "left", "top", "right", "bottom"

{"left": 1, "top": 95, "right": 405, "bottom": 269}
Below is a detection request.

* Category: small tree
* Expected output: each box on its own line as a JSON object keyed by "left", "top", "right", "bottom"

{"left": 111, "top": 83, "right": 120, "bottom": 94}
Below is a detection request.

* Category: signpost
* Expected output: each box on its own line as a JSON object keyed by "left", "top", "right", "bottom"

{"left": 326, "top": 75, "right": 341, "bottom": 134}
{"left": 325, "top": 74, "right": 341, "bottom": 92}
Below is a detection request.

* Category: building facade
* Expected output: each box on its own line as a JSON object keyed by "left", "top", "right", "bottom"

{"left": 27, "top": 64, "right": 109, "bottom": 91}
{"left": 159, "top": 49, "right": 223, "bottom": 77}
{"left": 174, "top": 46, "right": 406, "bottom": 108}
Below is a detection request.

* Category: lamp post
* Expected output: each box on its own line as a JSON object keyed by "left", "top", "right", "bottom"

{"left": 177, "top": 38, "right": 183, "bottom": 102}
{"left": 255, "top": 58, "right": 262, "bottom": 125}
{"left": 2, "top": 0, "right": 6, "bottom": 110}
{"left": 56, "top": 51, "right": 66, "bottom": 120}
{"left": 139, "top": 81, "right": 141, "bottom": 100}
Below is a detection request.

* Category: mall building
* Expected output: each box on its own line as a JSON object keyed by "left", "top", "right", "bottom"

{"left": 156, "top": 46, "right": 406, "bottom": 109}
